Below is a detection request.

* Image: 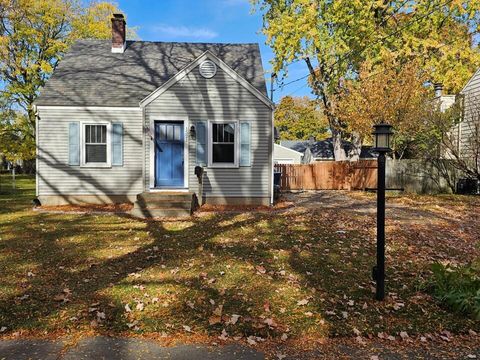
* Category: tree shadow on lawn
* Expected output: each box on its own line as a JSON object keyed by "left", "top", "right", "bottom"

{"left": 0, "top": 201, "right": 478, "bottom": 341}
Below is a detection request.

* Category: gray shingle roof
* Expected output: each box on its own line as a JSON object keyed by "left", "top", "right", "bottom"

{"left": 35, "top": 40, "right": 267, "bottom": 107}
{"left": 280, "top": 138, "right": 378, "bottom": 159}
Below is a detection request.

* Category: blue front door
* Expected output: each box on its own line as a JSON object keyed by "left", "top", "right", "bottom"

{"left": 155, "top": 122, "right": 184, "bottom": 187}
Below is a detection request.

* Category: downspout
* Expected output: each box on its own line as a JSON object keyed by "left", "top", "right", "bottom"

{"left": 33, "top": 104, "right": 39, "bottom": 198}
{"left": 270, "top": 105, "right": 275, "bottom": 206}
{"left": 270, "top": 73, "right": 276, "bottom": 206}
{"left": 141, "top": 105, "right": 146, "bottom": 192}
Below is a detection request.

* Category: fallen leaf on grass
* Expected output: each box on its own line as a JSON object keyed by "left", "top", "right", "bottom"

{"left": 183, "top": 325, "right": 191, "bottom": 332}
{"left": 297, "top": 299, "right": 309, "bottom": 306}
{"left": 264, "top": 318, "right": 277, "bottom": 327}
{"left": 213, "top": 305, "right": 223, "bottom": 316}
{"left": 218, "top": 329, "right": 228, "bottom": 341}
{"left": 263, "top": 301, "right": 271, "bottom": 312}
{"left": 228, "top": 314, "right": 240, "bottom": 325}
{"left": 96, "top": 312, "right": 105, "bottom": 320}
{"left": 256, "top": 265, "right": 266, "bottom": 274}
{"left": 209, "top": 316, "right": 222, "bottom": 325}
{"left": 356, "top": 336, "right": 366, "bottom": 345}
{"left": 125, "top": 304, "right": 132, "bottom": 313}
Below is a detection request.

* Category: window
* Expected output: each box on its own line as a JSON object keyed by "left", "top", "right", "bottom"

{"left": 210, "top": 122, "right": 237, "bottom": 166}
{"left": 82, "top": 123, "right": 110, "bottom": 166}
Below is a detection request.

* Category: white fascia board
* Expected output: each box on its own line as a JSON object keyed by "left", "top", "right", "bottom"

{"left": 460, "top": 67, "right": 480, "bottom": 94}
{"left": 140, "top": 50, "right": 275, "bottom": 109}
{"left": 274, "top": 143, "right": 305, "bottom": 156}
{"left": 35, "top": 106, "right": 142, "bottom": 111}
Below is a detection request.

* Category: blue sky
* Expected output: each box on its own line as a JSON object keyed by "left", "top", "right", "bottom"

{"left": 117, "top": 0, "right": 313, "bottom": 102}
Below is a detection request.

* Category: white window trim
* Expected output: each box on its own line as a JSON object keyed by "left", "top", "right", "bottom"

{"left": 148, "top": 116, "right": 189, "bottom": 190}
{"left": 80, "top": 121, "right": 112, "bottom": 168}
{"left": 208, "top": 120, "right": 239, "bottom": 168}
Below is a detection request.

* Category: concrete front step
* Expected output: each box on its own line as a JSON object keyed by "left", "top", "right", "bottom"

{"left": 130, "top": 207, "right": 191, "bottom": 218}
{"left": 131, "top": 191, "right": 195, "bottom": 219}
{"left": 137, "top": 192, "right": 194, "bottom": 202}
{"left": 134, "top": 200, "right": 192, "bottom": 210}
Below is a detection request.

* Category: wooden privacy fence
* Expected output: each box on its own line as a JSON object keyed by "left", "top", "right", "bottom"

{"left": 274, "top": 160, "right": 378, "bottom": 191}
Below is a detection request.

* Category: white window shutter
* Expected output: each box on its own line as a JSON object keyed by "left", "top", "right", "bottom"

{"left": 112, "top": 122, "right": 123, "bottom": 166}
{"left": 240, "top": 122, "right": 251, "bottom": 167}
{"left": 196, "top": 121, "right": 207, "bottom": 166}
{"left": 68, "top": 122, "right": 80, "bottom": 166}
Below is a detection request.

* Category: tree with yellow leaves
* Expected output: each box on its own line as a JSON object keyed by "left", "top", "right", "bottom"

{"left": 0, "top": 0, "right": 132, "bottom": 162}
{"left": 335, "top": 59, "right": 430, "bottom": 159}
{"left": 253, "top": 0, "right": 480, "bottom": 160}
{"left": 274, "top": 96, "right": 329, "bottom": 140}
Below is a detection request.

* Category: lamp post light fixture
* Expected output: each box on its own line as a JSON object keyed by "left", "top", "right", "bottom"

{"left": 372, "top": 123, "right": 394, "bottom": 301}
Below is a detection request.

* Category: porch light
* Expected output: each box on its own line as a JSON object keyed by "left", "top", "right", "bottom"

{"left": 372, "top": 123, "right": 394, "bottom": 153}
{"left": 189, "top": 125, "right": 196, "bottom": 139}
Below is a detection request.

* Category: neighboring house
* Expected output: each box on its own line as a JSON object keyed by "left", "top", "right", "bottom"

{"left": 280, "top": 138, "right": 377, "bottom": 162}
{"left": 273, "top": 144, "right": 303, "bottom": 164}
{"left": 434, "top": 83, "right": 456, "bottom": 112}
{"left": 34, "top": 14, "right": 274, "bottom": 216}
{"left": 458, "top": 70, "right": 480, "bottom": 160}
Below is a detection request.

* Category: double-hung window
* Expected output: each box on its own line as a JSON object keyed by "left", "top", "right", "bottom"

{"left": 82, "top": 123, "right": 111, "bottom": 166}
{"left": 209, "top": 121, "right": 238, "bottom": 167}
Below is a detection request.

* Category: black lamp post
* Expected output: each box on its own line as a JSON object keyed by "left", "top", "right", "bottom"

{"left": 372, "top": 123, "right": 394, "bottom": 301}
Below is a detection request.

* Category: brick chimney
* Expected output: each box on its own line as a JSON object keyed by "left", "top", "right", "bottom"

{"left": 111, "top": 13, "right": 126, "bottom": 53}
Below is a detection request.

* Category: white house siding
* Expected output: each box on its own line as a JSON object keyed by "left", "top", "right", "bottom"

{"left": 460, "top": 69, "right": 480, "bottom": 158}
{"left": 273, "top": 144, "right": 303, "bottom": 164}
{"left": 144, "top": 64, "right": 272, "bottom": 205}
{"left": 36, "top": 107, "right": 143, "bottom": 205}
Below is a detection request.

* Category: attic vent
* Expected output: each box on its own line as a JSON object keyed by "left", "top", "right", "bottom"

{"left": 199, "top": 60, "right": 217, "bottom": 78}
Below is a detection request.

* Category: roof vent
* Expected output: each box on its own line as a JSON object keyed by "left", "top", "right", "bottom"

{"left": 199, "top": 60, "right": 217, "bottom": 78}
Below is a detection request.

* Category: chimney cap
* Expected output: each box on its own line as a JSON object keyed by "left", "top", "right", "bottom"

{"left": 434, "top": 83, "right": 444, "bottom": 97}
{"left": 113, "top": 13, "right": 125, "bottom": 19}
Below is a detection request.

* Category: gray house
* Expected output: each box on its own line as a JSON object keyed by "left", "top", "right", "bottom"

{"left": 458, "top": 70, "right": 480, "bottom": 161}
{"left": 34, "top": 14, "right": 274, "bottom": 217}
{"left": 280, "top": 138, "right": 377, "bottom": 162}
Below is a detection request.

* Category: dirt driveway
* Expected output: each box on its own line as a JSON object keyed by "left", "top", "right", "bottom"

{"left": 283, "top": 190, "right": 480, "bottom": 265}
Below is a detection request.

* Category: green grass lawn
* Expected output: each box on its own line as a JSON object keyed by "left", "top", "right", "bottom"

{"left": 0, "top": 175, "right": 478, "bottom": 345}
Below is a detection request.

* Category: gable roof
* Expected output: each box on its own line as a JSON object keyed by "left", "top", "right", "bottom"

{"left": 280, "top": 138, "right": 378, "bottom": 159}
{"left": 35, "top": 40, "right": 268, "bottom": 107}
{"left": 140, "top": 50, "right": 273, "bottom": 108}
{"left": 273, "top": 143, "right": 304, "bottom": 156}
{"left": 460, "top": 67, "right": 480, "bottom": 94}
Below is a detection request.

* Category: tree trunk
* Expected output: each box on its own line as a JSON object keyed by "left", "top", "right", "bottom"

{"left": 304, "top": 57, "right": 347, "bottom": 161}
{"left": 331, "top": 127, "right": 347, "bottom": 161}
{"left": 348, "top": 131, "right": 362, "bottom": 161}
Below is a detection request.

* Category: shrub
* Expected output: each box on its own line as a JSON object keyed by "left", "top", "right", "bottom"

{"left": 428, "top": 262, "right": 480, "bottom": 320}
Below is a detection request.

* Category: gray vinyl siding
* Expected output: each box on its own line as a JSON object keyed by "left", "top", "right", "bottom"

{"left": 37, "top": 107, "right": 143, "bottom": 197}
{"left": 145, "top": 64, "right": 272, "bottom": 199}
{"left": 460, "top": 69, "right": 480, "bottom": 158}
